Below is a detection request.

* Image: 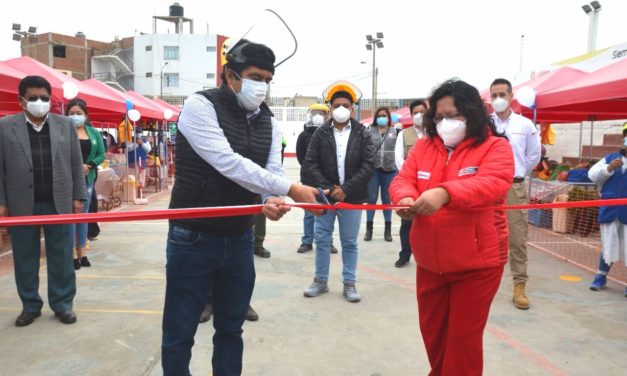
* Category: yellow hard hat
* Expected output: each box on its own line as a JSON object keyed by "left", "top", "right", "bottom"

{"left": 323, "top": 80, "right": 362, "bottom": 104}
{"left": 220, "top": 37, "right": 232, "bottom": 66}
{"left": 309, "top": 103, "right": 329, "bottom": 112}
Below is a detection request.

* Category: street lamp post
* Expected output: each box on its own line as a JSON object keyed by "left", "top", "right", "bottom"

{"left": 160, "top": 62, "right": 169, "bottom": 99}
{"left": 365, "top": 32, "right": 384, "bottom": 110}
{"left": 581, "top": 1, "right": 602, "bottom": 52}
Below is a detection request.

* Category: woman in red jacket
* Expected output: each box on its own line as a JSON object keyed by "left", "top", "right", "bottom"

{"left": 389, "top": 79, "right": 514, "bottom": 376}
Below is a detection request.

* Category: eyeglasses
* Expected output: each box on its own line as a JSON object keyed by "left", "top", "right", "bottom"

{"left": 23, "top": 95, "right": 50, "bottom": 103}
{"left": 433, "top": 113, "right": 463, "bottom": 123}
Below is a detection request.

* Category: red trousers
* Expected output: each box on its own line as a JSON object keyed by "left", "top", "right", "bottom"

{"left": 417, "top": 265, "right": 504, "bottom": 376}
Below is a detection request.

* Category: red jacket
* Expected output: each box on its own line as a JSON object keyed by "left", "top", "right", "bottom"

{"left": 389, "top": 133, "right": 514, "bottom": 274}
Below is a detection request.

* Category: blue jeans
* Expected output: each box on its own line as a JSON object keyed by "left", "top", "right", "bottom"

{"left": 161, "top": 225, "right": 255, "bottom": 376}
{"left": 72, "top": 181, "right": 94, "bottom": 250}
{"left": 598, "top": 253, "right": 612, "bottom": 274}
{"left": 314, "top": 209, "right": 362, "bottom": 282}
{"left": 302, "top": 210, "right": 315, "bottom": 245}
{"left": 366, "top": 169, "right": 397, "bottom": 222}
{"left": 399, "top": 219, "right": 412, "bottom": 260}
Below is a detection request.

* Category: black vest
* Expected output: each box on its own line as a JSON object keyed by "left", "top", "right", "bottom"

{"left": 169, "top": 85, "right": 274, "bottom": 235}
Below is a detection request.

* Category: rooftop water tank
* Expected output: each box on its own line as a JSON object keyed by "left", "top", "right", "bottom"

{"left": 169, "top": 3, "right": 184, "bottom": 17}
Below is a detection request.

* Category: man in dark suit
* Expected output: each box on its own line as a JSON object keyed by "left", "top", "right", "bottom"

{"left": 0, "top": 76, "right": 86, "bottom": 327}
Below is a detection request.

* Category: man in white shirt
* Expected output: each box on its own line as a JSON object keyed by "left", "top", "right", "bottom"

{"left": 490, "top": 78, "right": 541, "bottom": 310}
{"left": 301, "top": 81, "right": 375, "bottom": 303}
{"left": 162, "top": 39, "right": 320, "bottom": 376}
{"left": 393, "top": 99, "right": 427, "bottom": 267}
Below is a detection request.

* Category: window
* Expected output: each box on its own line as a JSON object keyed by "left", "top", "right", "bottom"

{"left": 146, "top": 72, "right": 152, "bottom": 78}
{"left": 206, "top": 73, "right": 215, "bottom": 79}
{"left": 164, "top": 73, "right": 179, "bottom": 87}
{"left": 164, "top": 46, "right": 179, "bottom": 60}
{"left": 53, "top": 45, "right": 66, "bottom": 58}
{"left": 145, "top": 45, "right": 152, "bottom": 52}
{"left": 206, "top": 46, "right": 216, "bottom": 52}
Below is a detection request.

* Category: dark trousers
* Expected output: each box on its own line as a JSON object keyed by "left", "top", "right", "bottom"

{"left": 162, "top": 225, "right": 255, "bottom": 376}
{"left": 10, "top": 201, "right": 75, "bottom": 313}
{"left": 254, "top": 214, "right": 266, "bottom": 248}
{"left": 399, "top": 219, "right": 412, "bottom": 260}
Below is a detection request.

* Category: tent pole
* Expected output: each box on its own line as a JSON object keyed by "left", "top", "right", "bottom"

{"left": 589, "top": 117, "right": 595, "bottom": 160}
{"left": 578, "top": 122, "right": 583, "bottom": 163}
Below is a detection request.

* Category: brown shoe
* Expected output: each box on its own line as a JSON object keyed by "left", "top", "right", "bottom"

{"left": 55, "top": 310, "right": 77, "bottom": 324}
{"left": 513, "top": 282, "right": 530, "bottom": 310}
{"left": 254, "top": 247, "right": 271, "bottom": 258}
{"left": 15, "top": 310, "right": 41, "bottom": 327}
{"left": 199, "top": 304, "right": 213, "bottom": 323}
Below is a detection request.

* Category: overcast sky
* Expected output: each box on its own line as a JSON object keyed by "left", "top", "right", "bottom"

{"left": 2, "top": 0, "right": 626, "bottom": 99}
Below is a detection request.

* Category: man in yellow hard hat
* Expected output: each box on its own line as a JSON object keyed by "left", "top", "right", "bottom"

{"left": 302, "top": 81, "right": 375, "bottom": 302}
{"left": 296, "top": 103, "right": 338, "bottom": 254}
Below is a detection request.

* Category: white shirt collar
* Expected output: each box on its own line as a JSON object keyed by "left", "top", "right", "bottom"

{"left": 24, "top": 113, "right": 48, "bottom": 132}
{"left": 331, "top": 121, "right": 352, "bottom": 132}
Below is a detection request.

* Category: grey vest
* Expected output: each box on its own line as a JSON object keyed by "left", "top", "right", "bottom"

{"left": 368, "top": 125, "right": 397, "bottom": 172}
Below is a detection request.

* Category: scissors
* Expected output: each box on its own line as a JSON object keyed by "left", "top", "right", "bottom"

{"left": 317, "top": 187, "right": 341, "bottom": 217}
{"left": 317, "top": 187, "right": 331, "bottom": 215}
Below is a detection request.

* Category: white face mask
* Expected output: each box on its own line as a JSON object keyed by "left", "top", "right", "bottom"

{"left": 332, "top": 106, "right": 351, "bottom": 124}
{"left": 491, "top": 97, "right": 509, "bottom": 113}
{"left": 69, "top": 114, "right": 86, "bottom": 127}
{"left": 234, "top": 77, "right": 268, "bottom": 112}
{"left": 413, "top": 113, "right": 423, "bottom": 127}
{"left": 436, "top": 118, "right": 467, "bottom": 148}
{"left": 26, "top": 99, "right": 50, "bottom": 118}
{"left": 311, "top": 114, "right": 325, "bottom": 127}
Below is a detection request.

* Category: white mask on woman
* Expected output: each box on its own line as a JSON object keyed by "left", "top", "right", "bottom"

{"left": 436, "top": 118, "right": 467, "bottom": 148}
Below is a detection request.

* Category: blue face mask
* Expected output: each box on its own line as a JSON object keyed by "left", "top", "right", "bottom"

{"left": 376, "top": 116, "right": 388, "bottom": 127}
{"left": 69, "top": 114, "right": 86, "bottom": 127}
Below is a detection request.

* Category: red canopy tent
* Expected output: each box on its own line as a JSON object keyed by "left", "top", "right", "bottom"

{"left": 153, "top": 98, "right": 181, "bottom": 119}
{"left": 81, "top": 79, "right": 164, "bottom": 121}
{"left": 0, "top": 61, "right": 28, "bottom": 115}
{"left": 126, "top": 91, "right": 170, "bottom": 120}
{"left": 536, "top": 58, "right": 627, "bottom": 121}
{"left": 2, "top": 56, "right": 127, "bottom": 121}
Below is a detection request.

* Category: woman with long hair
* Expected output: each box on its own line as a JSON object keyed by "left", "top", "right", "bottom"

{"left": 364, "top": 107, "right": 398, "bottom": 242}
{"left": 389, "top": 79, "right": 514, "bottom": 375}
{"left": 66, "top": 98, "right": 105, "bottom": 269}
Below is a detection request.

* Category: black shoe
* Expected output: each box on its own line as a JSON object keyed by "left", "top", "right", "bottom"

{"left": 246, "top": 305, "right": 259, "bottom": 321}
{"left": 15, "top": 310, "right": 41, "bottom": 327}
{"left": 395, "top": 257, "right": 410, "bottom": 268}
{"left": 54, "top": 310, "right": 77, "bottom": 324}
{"left": 254, "top": 247, "right": 271, "bottom": 258}
{"left": 364, "top": 221, "right": 373, "bottom": 241}
{"left": 199, "top": 304, "right": 213, "bottom": 323}
{"left": 73, "top": 259, "right": 81, "bottom": 270}
{"left": 384, "top": 221, "right": 393, "bottom": 242}
{"left": 297, "top": 243, "right": 313, "bottom": 253}
{"left": 330, "top": 245, "right": 338, "bottom": 254}
{"left": 80, "top": 256, "right": 91, "bottom": 267}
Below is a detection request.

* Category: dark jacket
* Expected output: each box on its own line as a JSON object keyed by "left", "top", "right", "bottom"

{"left": 296, "top": 122, "right": 317, "bottom": 165}
{"left": 302, "top": 119, "right": 375, "bottom": 204}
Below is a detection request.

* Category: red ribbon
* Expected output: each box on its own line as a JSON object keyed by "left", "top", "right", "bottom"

{"left": 0, "top": 198, "right": 625, "bottom": 227}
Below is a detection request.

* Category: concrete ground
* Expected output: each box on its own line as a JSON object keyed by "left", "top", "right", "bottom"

{"left": 0, "top": 158, "right": 625, "bottom": 376}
